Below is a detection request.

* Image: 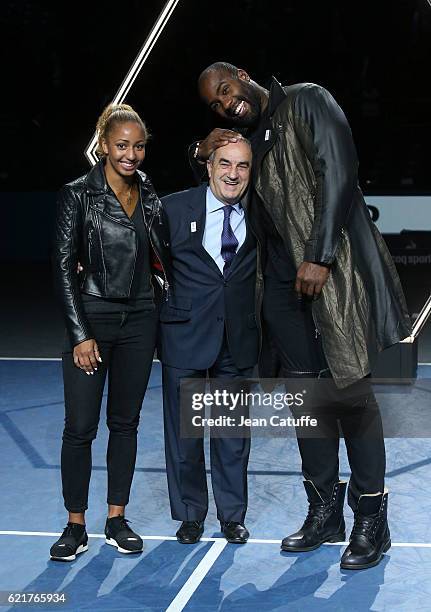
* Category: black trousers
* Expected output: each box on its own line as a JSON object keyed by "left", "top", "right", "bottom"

{"left": 61, "top": 309, "right": 157, "bottom": 512}
{"left": 263, "top": 276, "right": 386, "bottom": 508}
{"left": 162, "top": 336, "right": 253, "bottom": 523}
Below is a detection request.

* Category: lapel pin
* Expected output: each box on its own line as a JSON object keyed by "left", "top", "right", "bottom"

{"left": 265, "top": 129, "right": 271, "bottom": 141}
{"left": 190, "top": 221, "right": 197, "bottom": 233}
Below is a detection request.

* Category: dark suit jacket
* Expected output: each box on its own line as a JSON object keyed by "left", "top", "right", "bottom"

{"left": 159, "top": 184, "right": 259, "bottom": 370}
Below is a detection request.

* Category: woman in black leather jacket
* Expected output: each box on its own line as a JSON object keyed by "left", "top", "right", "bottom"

{"left": 50, "top": 103, "right": 171, "bottom": 561}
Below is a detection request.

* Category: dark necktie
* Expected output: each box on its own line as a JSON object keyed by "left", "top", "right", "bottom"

{"left": 221, "top": 205, "right": 239, "bottom": 276}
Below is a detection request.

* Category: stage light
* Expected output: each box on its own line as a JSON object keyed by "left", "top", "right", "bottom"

{"left": 405, "top": 294, "right": 431, "bottom": 341}
{"left": 84, "top": 0, "right": 181, "bottom": 166}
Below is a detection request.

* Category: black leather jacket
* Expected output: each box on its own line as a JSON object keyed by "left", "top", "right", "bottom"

{"left": 52, "top": 160, "right": 172, "bottom": 347}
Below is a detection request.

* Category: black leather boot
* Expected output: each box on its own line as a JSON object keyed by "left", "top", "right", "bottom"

{"left": 281, "top": 480, "right": 346, "bottom": 552}
{"left": 340, "top": 490, "right": 390, "bottom": 570}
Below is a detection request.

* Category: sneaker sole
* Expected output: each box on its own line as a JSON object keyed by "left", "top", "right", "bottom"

{"left": 281, "top": 532, "right": 346, "bottom": 553}
{"left": 50, "top": 543, "right": 88, "bottom": 562}
{"left": 340, "top": 539, "right": 391, "bottom": 570}
{"left": 105, "top": 537, "right": 143, "bottom": 554}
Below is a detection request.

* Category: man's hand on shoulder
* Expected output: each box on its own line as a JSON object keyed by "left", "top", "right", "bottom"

{"left": 196, "top": 129, "right": 242, "bottom": 162}
{"left": 295, "top": 262, "right": 330, "bottom": 299}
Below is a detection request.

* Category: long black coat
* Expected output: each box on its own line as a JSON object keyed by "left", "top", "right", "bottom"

{"left": 253, "top": 80, "right": 411, "bottom": 386}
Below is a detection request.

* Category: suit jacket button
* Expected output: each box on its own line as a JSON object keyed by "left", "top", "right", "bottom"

{"left": 217, "top": 316, "right": 223, "bottom": 322}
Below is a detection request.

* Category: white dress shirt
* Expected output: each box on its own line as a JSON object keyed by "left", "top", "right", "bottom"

{"left": 202, "top": 187, "right": 246, "bottom": 273}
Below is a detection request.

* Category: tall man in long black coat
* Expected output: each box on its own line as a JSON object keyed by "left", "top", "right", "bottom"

{"left": 192, "top": 61, "right": 411, "bottom": 570}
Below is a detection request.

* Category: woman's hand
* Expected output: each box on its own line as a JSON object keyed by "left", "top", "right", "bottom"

{"left": 73, "top": 339, "right": 102, "bottom": 374}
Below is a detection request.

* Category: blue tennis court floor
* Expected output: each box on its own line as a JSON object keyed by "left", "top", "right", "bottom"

{"left": 1, "top": 359, "right": 431, "bottom": 611}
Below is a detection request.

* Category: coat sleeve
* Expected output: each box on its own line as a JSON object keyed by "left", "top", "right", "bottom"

{"left": 51, "top": 185, "right": 93, "bottom": 347}
{"left": 293, "top": 84, "right": 358, "bottom": 265}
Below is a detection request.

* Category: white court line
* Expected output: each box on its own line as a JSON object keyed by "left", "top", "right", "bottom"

{"left": 1, "top": 531, "right": 431, "bottom": 547}
{"left": 165, "top": 539, "right": 227, "bottom": 612}
{"left": 1, "top": 532, "right": 429, "bottom": 612}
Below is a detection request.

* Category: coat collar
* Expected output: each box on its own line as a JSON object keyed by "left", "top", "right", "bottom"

{"left": 267, "top": 76, "right": 287, "bottom": 117}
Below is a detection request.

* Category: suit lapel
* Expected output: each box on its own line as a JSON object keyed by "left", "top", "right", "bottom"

{"left": 225, "top": 219, "right": 255, "bottom": 278}
{"left": 233, "top": 193, "right": 254, "bottom": 260}
{"left": 224, "top": 191, "right": 256, "bottom": 278}
{"left": 188, "top": 184, "right": 222, "bottom": 276}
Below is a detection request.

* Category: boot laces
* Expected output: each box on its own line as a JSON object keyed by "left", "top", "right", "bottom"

{"left": 351, "top": 513, "right": 376, "bottom": 538}
{"left": 303, "top": 502, "right": 330, "bottom": 527}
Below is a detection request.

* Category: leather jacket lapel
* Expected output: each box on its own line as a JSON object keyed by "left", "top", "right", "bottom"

{"left": 86, "top": 160, "right": 135, "bottom": 229}
{"left": 137, "top": 170, "right": 159, "bottom": 227}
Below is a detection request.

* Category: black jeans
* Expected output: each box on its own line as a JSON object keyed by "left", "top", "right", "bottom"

{"left": 61, "top": 308, "right": 157, "bottom": 512}
{"left": 263, "top": 276, "right": 386, "bottom": 508}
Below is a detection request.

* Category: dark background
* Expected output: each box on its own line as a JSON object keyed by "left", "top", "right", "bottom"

{"left": 2, "top": 0, "right": 431, "bottom": 194}
{"left": 1, "top": 0, "right": 430, "bottom": 357}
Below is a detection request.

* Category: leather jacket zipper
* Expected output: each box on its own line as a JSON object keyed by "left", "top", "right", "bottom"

{"left": 88, "top": 227, "right": 94, "bottom": 265}
{"left": 95, "top": 208, "right": 135, "bottom": 229}
{"left": 311, "top": 308, "right": 320, "bottom": 339}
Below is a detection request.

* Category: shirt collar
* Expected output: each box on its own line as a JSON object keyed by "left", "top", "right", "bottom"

{"left": 206, "top": 186, "right": 244, "bottom": 215}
